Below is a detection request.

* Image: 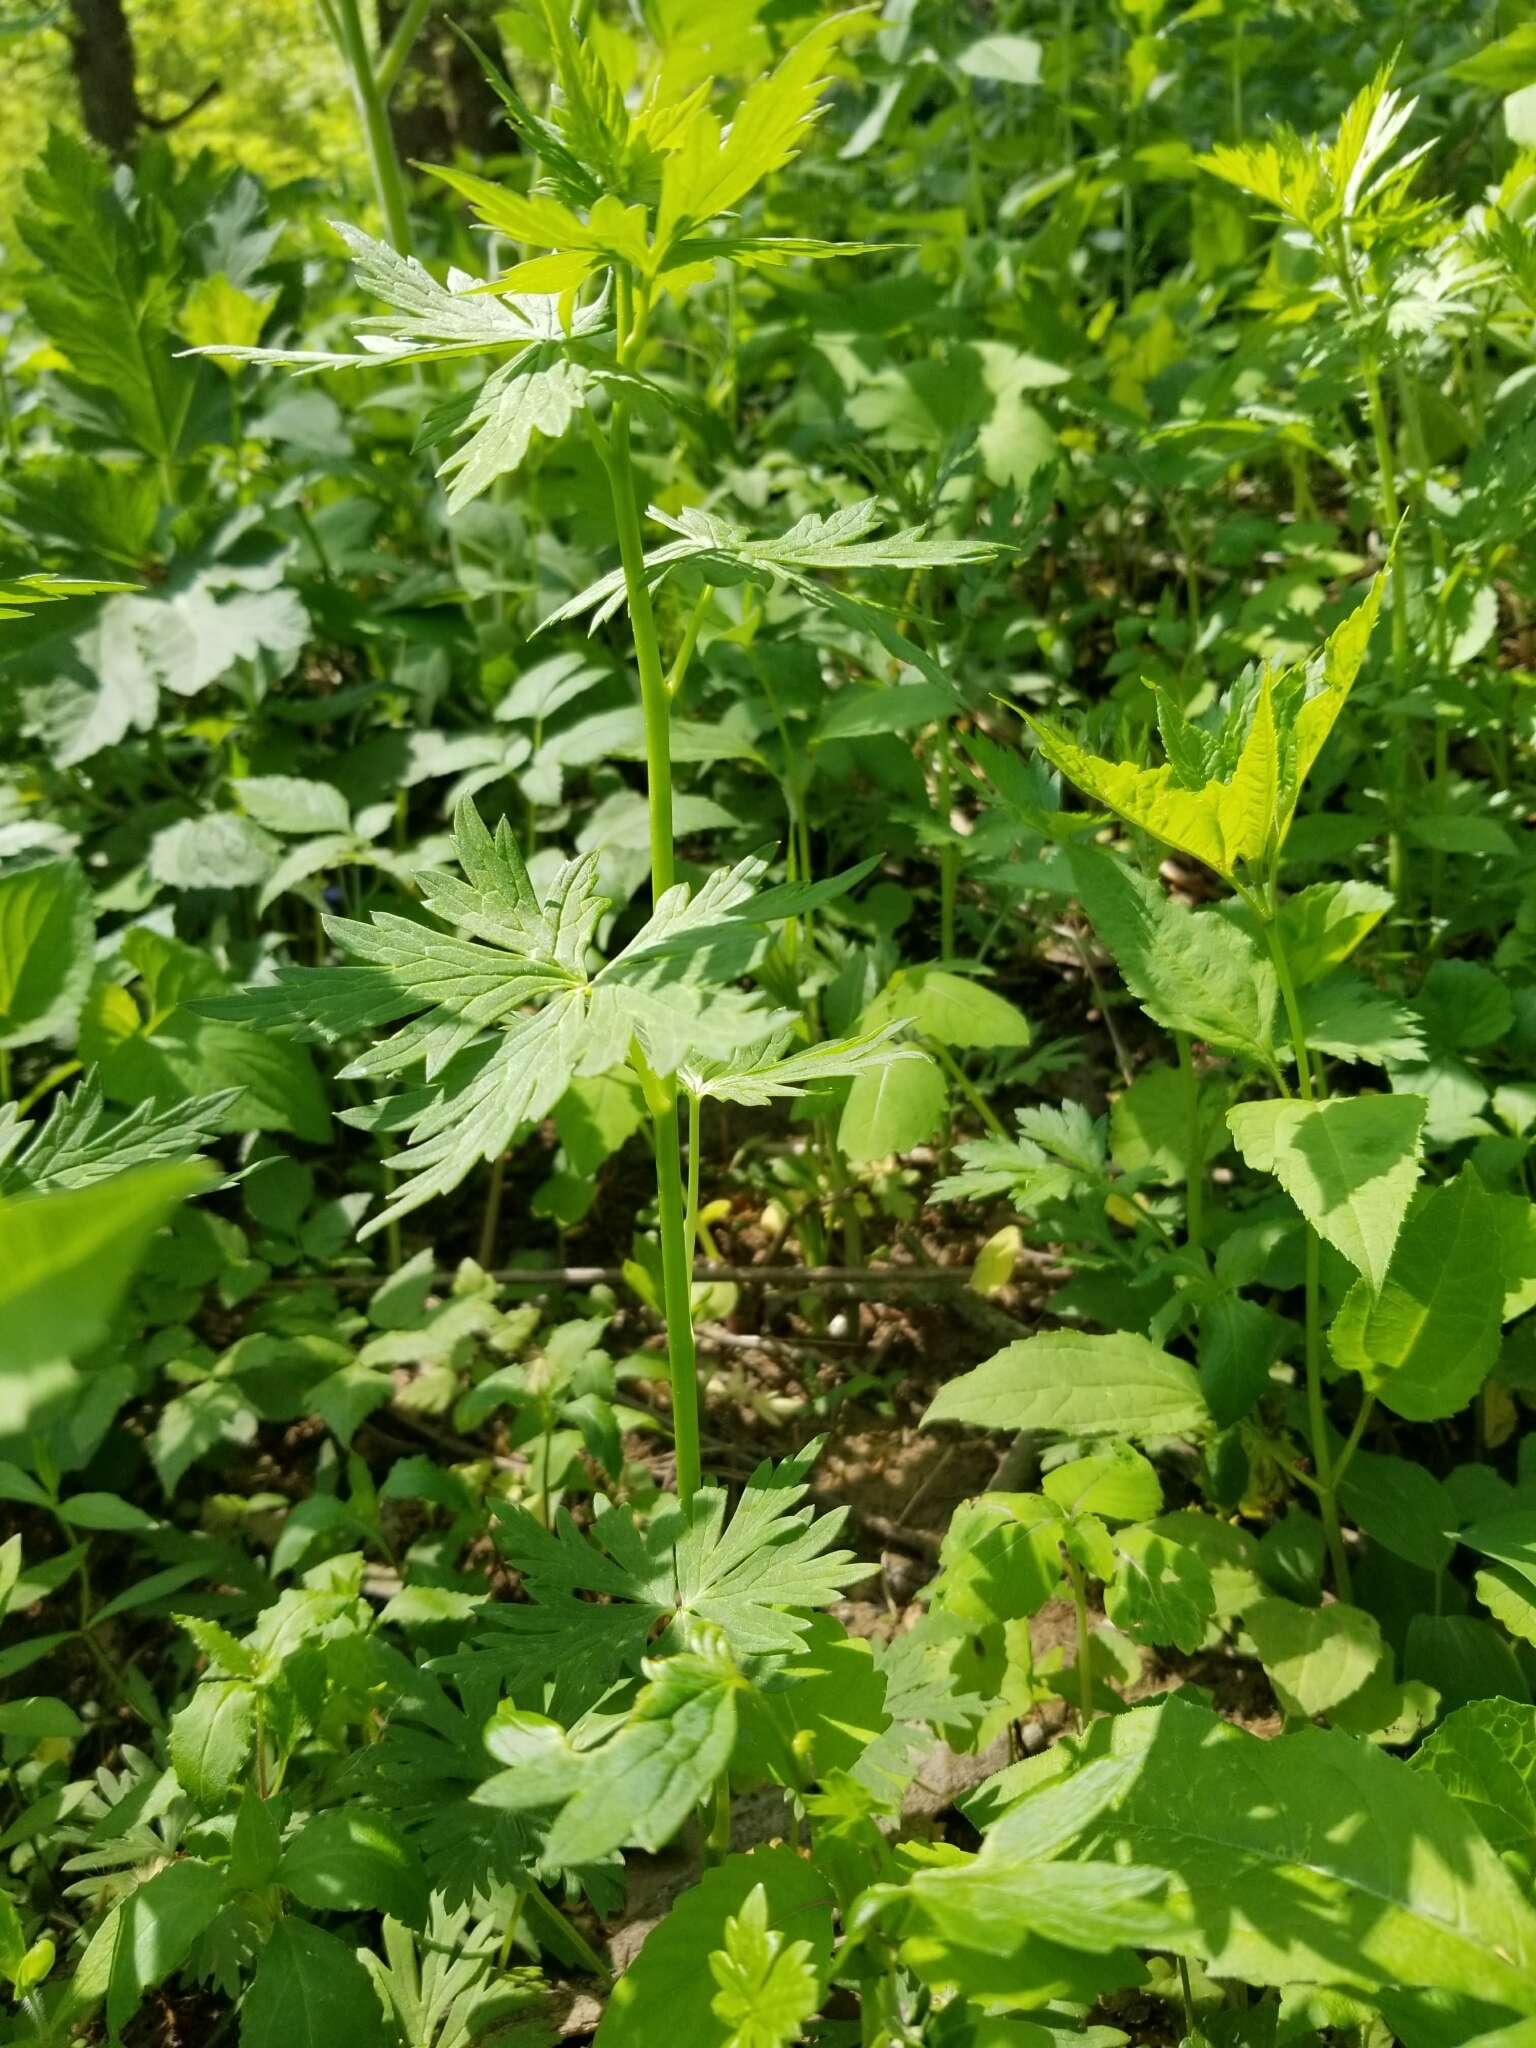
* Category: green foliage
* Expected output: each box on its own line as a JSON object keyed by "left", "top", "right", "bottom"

{"left": 924, "top": 1331, "right": 1210, "bottom": 1442}
{"left": 980, "top": 1695, "right": 1536, "bottom": 2013}
{"left": 4, "top": 4, "right": 1536, "bottom": 2041}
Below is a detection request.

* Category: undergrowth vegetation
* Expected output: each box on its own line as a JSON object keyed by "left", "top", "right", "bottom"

{"left": 4, "top": 2, "right": 1536, "bottom": 2044}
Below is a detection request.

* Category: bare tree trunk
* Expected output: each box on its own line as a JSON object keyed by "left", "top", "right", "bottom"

{"left": 64, "top": 0, "right": 144, "bottom": 158}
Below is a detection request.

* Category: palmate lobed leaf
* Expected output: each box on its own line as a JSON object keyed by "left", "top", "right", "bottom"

{"left": 437, "top": 353, "right": 593, "bottom": 515}
{"left": 0, "top": 571, "right": 136, "bottom": 623}
{"left": 197, "top": 802, "right": 839, "bottom": 1233}
{"left": 708, "top": 1883, "right": 821, "bottom": 2048}
{"left": 479, "top": 1639, "right": 743, "bottom": 1865}
{"left": 188, "top": 221, "right": 607, "bottom": 373}
{"left": 542, "top": 498, "right": 994, "bottom": 634}
{"left": 184, "top": 224, "right": 608, "bottom": 508}
{"left": 678, "top": 1021, "right": 921, "bottom": 1106}
{"left": 1035, "top": 576, "right": 1384, "bottom": 883}
{"left": 1032, "top": 677, "right": 1281, "bottom": 883}
{"left": 429, "top": 10, "right": 877, "bottom": 306}
{"left": 0, "top": 1076, "right": 238, "bottom": 1197}
{"left": 473, "top": 1445, "right": 863, "bottom": 1717}
{"left": 1197, "top": 69, "right": 1428, "bottom": 238}
{"left": 596, "top": 1848, "right": 835, "bottom": 2048}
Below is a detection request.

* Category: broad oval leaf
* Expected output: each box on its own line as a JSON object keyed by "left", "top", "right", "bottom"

{"left": 924, "top": 1331, "right": 1211, "bottom": 1443}
{"left": 987, "top": 1695, "right": 1536, "bottom": 2012}
{"left": 240, "top": 1916, "right": 388, "bottom": 2048}
{"left": 1227, "top": 1092, "right": 1426, "bottom": 1291}
{"left": 0, "top": 856, "right": 93, "bottom": 1050}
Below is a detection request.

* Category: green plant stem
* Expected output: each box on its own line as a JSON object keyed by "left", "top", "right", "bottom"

{"left": 326, "top": 0, "right": 414, "bottom": 254}
{"left": 16, "top": 1059, "right": 82, "bottom": 1116}
{"left": 1332, "top": 1391, "right": 1376, "bottom": 1491}
{"left": 704, "top": 1774, "right": 731, "bottom": 1865}
{"left": 1396, "top": 368, "right": 1453, "bottom": 923}
{"left": 932, "top": 1042, "right": 1007, "bottom": 1139}
{"left": 1177, "top": 1954, "right": 1198, "bottom": 2036}
{"left": 664, "top": 584, "right": 711, "bottom": 702}
{"left": 373, "top": 0, "right": 431, "bottom": 100}
{"left": 1332, "top": 227, "right": 1411, "bottom": 904}
{"left": 603, "top": 408, "right": 673, "bottom": 886}
{"left": 1175, "top": 1029, "right": 1203, "bottom": 1255}
{"left": 685, "top": 1090, "right": 702, "bottom": 1260}
{"left": 1364, "top": 353, "right": 1411, "bottom": 908}
{"left": 820, "top": 1118, "right": 864, "bottom": 1270}
{"left": 523, "top": 1882, "right": 610, "bottom": 1983}
{"left": 539, "top": 1411, "right": 555, "bottom": 1529}
{"left": 478, "top": 1153, "right": 506, "bottom": 1270}
{"left": 1260, "top": 911, "right": 1352, "bottom": 1600}
{"left": 936, "top": 722, "right": 958, "bottom": 960}
{"left": 1064, "top": 1550, "right": 1095, "bottom": 1728}
{"left": 602, "top": 276, "right": 699, "bottom": 1502}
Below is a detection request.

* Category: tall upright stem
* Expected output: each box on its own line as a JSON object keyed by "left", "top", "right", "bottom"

{"left": 603, "top": 271, "right": 699, "bottom": 1502}
{"left": 326, "top": 0, "right": 415, "bottom": 255}
{"left": 936, "top": 722, "right": 958, "bottom": 959}
{"left": 1260, "top": 911, "right": 1352, "bottom": 1600}
{"left": 606, "top": 398, "right": 676, "bottom": 892}
{"left": 1175, "top": 1029, "right": 1203, "bottom": 1254}
{"left": 1064, "top": 1549, "right": 1095, "bottom": 1729}
{"left": 1333, "top": 224, "right": 1411, "bottom": 906}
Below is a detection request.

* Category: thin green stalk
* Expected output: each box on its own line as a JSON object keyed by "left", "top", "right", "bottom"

{"left": 603, "top": 423, "right": 674, "bottom": 883}
{"left": 374, "top": 0, "right": 432, "bottom": 100}
{"left": 1173, "top": 511, "right": 1204, "bottom": 679}
{"left": 704, "top": 1775, "right": 731, "bottom": 1865}
{"left": 663, "top": 584, "right": 711, "bottom": 702}
{"left": 797, "top": 810, "right": 818, "bottom": 994}
{"left": 956, "top": 77, "right": 988, "bottom": 239}
{"left": 0, "top": 350, "right": 18, "bottom": 463}
{"left": 523, "top": 1882, "right": 611, "bottom": 1982}
{"left": 1333, "top": 224, "right": 1411, "bottom": 902}
{"left": 1175, "top": 1030, "right": 1203, "bottom": 1255}
{"left": 1397, "top": 368, "right": 1453, "bottom": 922}
{"left": 685, "top": 1090, "right": 702, "bottom": 1261}
{"left": 1332, "top": 1392, "right": 1376, "bottom": 1491}
{"left": 820, "top": 1118, "right": 864, "bottom": 1271}
{"left": 1178, "top": 1955, "right": 1198, "bottom": 2036}
{"left": 602, "top": 273, "right": 699, "bottom": 1501}
{"left": 1064, "top": 1550, "right": 1095, "bottom": 1729}
{"left": 1260, "top": 911, "right": 1352, "bottom": 1600}
{"left": 1119, "top": 24, "right": 1137, "bottom": 313}
{"left": 932, "top": 1041, "right": 1007, "bottom": 1139}
{"left": 17, "top": 1059, "right": 82, "bottom": 1116}
{"left": 327, "top": 0, "right": 414, "bottom": 253}
{"left": 478, "top": 1153, "right": 506, "bottom": 1270}
{"left": 650, "top": 1094, "right": 702, "bottom": 1505}
{"left": 936, "top": 721, "right": 958, "bottom": 960}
